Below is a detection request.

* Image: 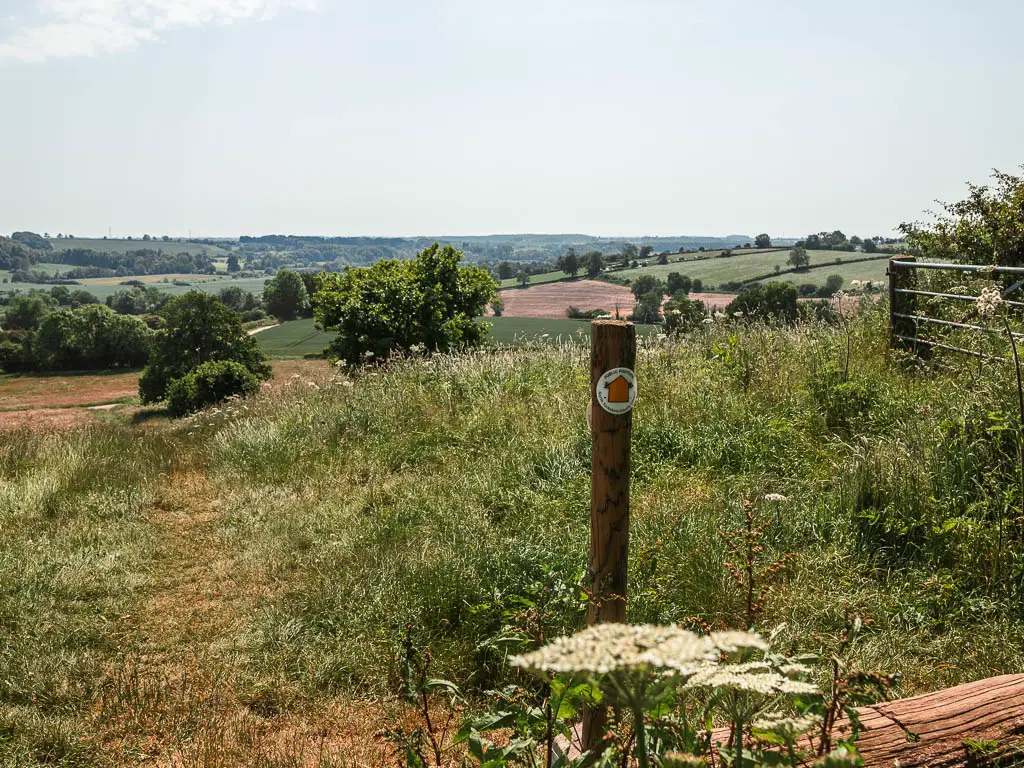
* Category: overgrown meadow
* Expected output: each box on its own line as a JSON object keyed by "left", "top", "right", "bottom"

{"left": 3, "top": 300, "right": 1024, "bottom": 765}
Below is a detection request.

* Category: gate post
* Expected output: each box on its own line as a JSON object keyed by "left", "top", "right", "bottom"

{"left": 888, "top": 255, "right": 917, "bottom": 353}
{"left": 582, "top": 320, "right": 636, "bottom": 750}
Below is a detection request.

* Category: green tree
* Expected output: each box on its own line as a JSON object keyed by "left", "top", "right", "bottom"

{"left": 226, "top": 253, "right": 241, "bottom": 273}
{"left": 490, "top": 297, "right": 504, "bottom": 317}
{"left": 218, "top": 285, "right": 250, "bottom": 312}
{"left": 631, "top": 274, "right": 665, "bottom": 300}
{"left": 34, "top": 304, "right": 152, "bottom": 370}
{"left": 755, "top": 233, "right": 772, "bottom": 248}
{"left": 584, "top": 250, "right": 604, "bottom": 278}
{"left": 849, "top": 235, "right": 862, "bottom": 247}
{"left": 862, "top": 238, "right": 878, "bottom": 254}
{"left": 621, "top": 243, "right": 638, "bottom": 264}
{"left": 139, "top": 292, "right": 271, "bottom": 404}
{"left": 691, "top": 278, "right": 703, "bottom": 292}
{"left": 666, "top": 272, "right": 692, "bottom": 295}
{"left": 313, "top": 243, "right": 497, "bottom": 365}
{"left": 900, "top": 167, "right": 1024, "bottom": 266}
{"left": 498, "top": 261, "right": 514, "bottom": 281}
{"left": 10, "top": 231, "right": 51, "bottom": 251}
{"left": 726, "top": 283, "right": 799, "bottom": 322}
{"left": 517, "top": 267, "right": 530, "bottom": 288}
{"left": 263, "top": 270, "right": 310, "bottom": 321}
{"left": 631, "top": 291, "right": 663, "bottom": 324}
{"left": 639, "top": 245, "right": 654, "bottom": 260}
{"left": 107, "top": 286, "right": 169, "bottom": 315}
{"left": 787, "top": 246, "right": 810, "bottom": 270}
{"left": 4, "top": 293, "right": 54, "bottom": 330}
{"left": 558, "top": 248, "right": 580, "bottom": 277}
{"left": 663, "top": 295, "right": 706, "bottom": 334}
{"left": 656, "top": 253, "right": 668, "bottom": 265}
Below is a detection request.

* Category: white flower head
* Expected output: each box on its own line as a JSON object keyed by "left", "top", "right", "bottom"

{"left": 709, "top": 630, "right": 768, "bottom": 654}
{"left": 763, "top": 493, "right": 789, "bottom": 502}
{"left": 752, "top": 712, "right": 823, "bottom": 740}
{"left": 687, "top": 666, "right": 816, "bottom": 695}
{"left": 977, "top": 286, "right": 1003, "bottom": 318}
{"left": 511, "top": 623, "right": 716, "bottom": 676}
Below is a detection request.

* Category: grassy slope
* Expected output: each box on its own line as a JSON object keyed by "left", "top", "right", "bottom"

{"left": 614, "top": 250, "right": 885, "bottom": 287}
{"left": 256, "top": 317, "right": 660, "bottom": 357}
{"left": 4, "top": 311, "right": 1024, "bottom": 763}
{"left": 765, "top": 257, "right": 889, "bottom": 288}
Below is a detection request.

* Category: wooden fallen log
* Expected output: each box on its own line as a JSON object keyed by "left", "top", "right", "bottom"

{"left": 847, "top": 673, "right": 1024, "bottom": 768}
{"left": 553, "top": 674, "right": 1024, "bottom": 766}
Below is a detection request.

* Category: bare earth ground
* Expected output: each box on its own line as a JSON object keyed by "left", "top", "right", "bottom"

{"left": 497, "top": 279, "right": 737, "bottom": 318}
{"left": 0, "top": 361, "right": 330, "bottom": 431}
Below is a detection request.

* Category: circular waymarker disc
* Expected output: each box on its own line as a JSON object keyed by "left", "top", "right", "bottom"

{"left": 595, "top": 367, "right": 637, "bottom": 415}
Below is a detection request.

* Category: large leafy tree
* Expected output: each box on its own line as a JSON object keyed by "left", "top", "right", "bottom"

{"left": 139, "top": 292, "right": 271, "bottom": 403}
{"left": 900, "top": 167, "right": 1024, "bottom": 266}
{"left": 787, "top": 246, "right": 810, "bottom": 270}
{"left": 34, "top": 305, "right": 152, "bottom": 370}
{"left": 726, "top": 283, "right": 799, "bottom": 322}
{"left": 755, "top": 233, "right": 772, "bottom": 248}
{"left": 313, "top": 243, "right": 497, "bottom": 365}
{"left": 263, "top": 269, "right": 310, "bottom": 321}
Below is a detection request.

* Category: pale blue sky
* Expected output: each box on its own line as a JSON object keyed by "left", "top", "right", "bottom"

{"left": 1, "top": 0, "right": 1022, "bottom": 239}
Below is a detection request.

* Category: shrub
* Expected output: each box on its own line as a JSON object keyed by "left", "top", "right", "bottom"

{"left": 567, "top": 306, "right": 606, "bottom": 319}
{"left": 798, "top": 283, "right": 818, "bottom": 297}
{"left": 139, "top": 292, "right": 271, "bottom": 404}
{"left": 166, "top": 360, "right": 262, "bottom": 417}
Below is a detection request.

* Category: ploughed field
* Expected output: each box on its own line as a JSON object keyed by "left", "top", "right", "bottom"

{"left": 3, "top": 307, "right": 1024, "bottom": 765}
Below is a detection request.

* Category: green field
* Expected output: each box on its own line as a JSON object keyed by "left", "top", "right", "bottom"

{"left": 498, "top": 270, "right": 573, "bottom": 289}
{"left": 0, "top": 274, "right": 269, "bottom": 301}
{"left": 0, "top": 262, "right": 67, "bottom": 282}
{"left": 44, "top": 237, "right": 230, "bottom": 257}
{"left": 256, "top": 316, "right": 659, "bottom": 358}
{"left": 765, "top": 257, "right": 889, "bottom": 289}
{"left": 613, "top": 249, "right": 883, "bottom": 287}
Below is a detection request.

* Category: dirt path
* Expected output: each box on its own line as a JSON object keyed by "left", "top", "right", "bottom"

{"left": 247, "top": 323, "right": 280, "bottom": 336}
{"left": 92, "top": 468, "right": 398, "bottom": 766}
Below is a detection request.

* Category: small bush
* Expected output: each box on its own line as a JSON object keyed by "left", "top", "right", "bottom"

{"left": 567, "top": 306, "right": 606, "bottom": 319}
{"left": 166, "top": 360, "right": 261, "bottom": 417}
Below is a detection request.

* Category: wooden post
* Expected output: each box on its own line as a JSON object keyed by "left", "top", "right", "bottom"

{"left": 582, "top": 320, "right": 636, "bottom": 750}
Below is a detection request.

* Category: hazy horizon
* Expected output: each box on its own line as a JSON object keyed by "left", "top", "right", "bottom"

{"left": 2, "top": 0, "right": 1022, "bottom": 239}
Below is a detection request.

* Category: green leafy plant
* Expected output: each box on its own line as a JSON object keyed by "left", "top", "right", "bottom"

{"left": 166, "top": 359, "right": 262, "bottom": 417}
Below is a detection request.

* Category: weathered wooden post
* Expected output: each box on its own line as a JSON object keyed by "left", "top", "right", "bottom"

{"left": 888, "top": 255, "right": 917, "bottom": 353}
{"left": 582, "top": 319, "right": 637, "bottom": 749}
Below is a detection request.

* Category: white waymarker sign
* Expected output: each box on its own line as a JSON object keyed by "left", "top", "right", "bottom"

{"left": 595, "top": 367, "right": 637, "bottom": 415}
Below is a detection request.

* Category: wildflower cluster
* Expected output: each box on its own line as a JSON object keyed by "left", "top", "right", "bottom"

{"left": 977, "top": 285, "right": 1004, "bottom": 318}
{"left": 502, "top": 623, "right": 834, "bottom": 768}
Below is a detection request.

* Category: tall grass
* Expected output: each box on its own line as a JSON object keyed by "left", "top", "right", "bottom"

{"left": 202, "top": 302, "right": 1024, "bottom": 702}
{"left": 4, "top": 302, "right": 1024, "bottom": 764}
{"left": 0, "top": 427, "right": 174, "bottom": 764}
